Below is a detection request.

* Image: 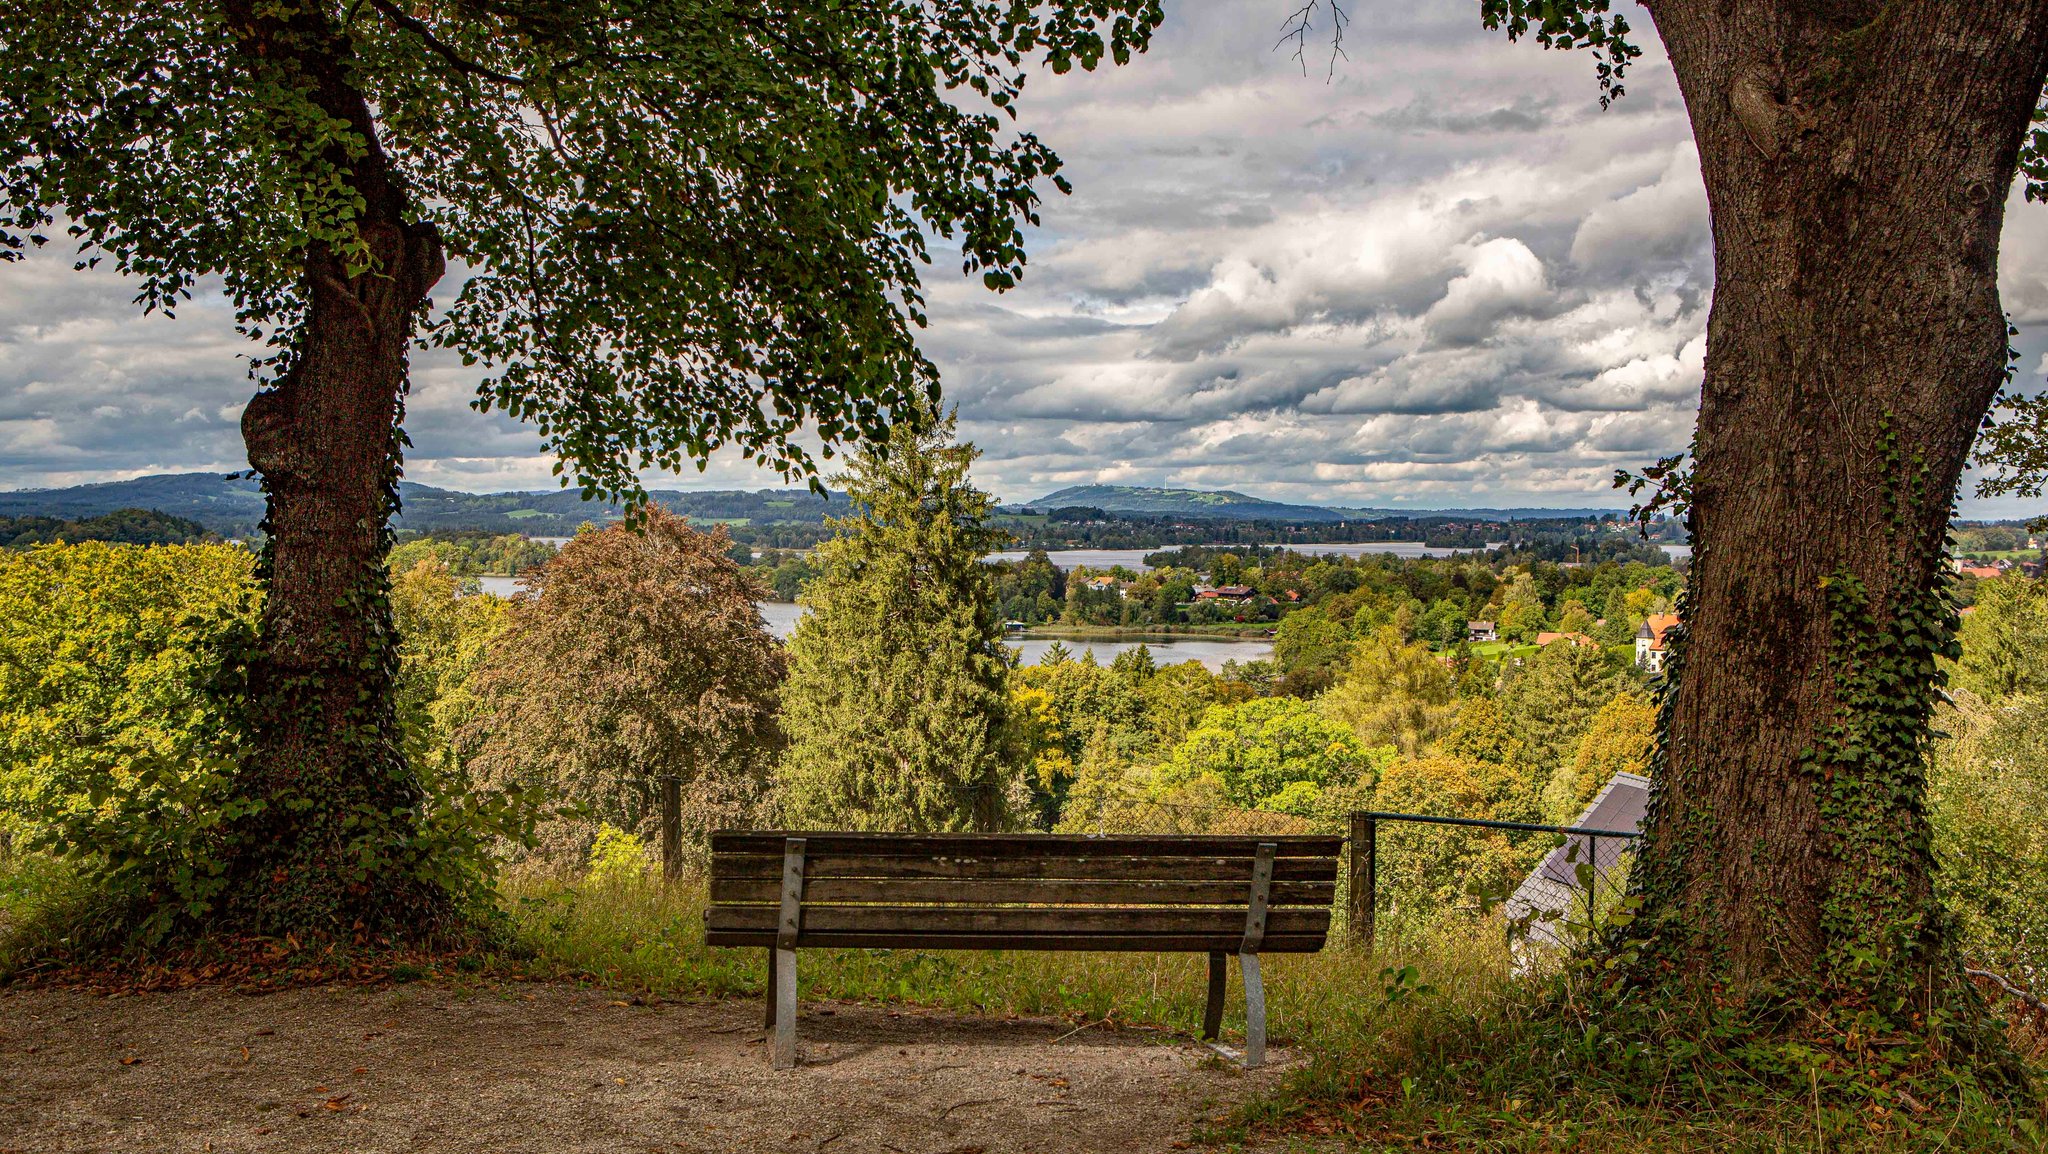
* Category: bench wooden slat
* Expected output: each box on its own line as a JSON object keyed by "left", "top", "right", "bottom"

{"left": 705, "top": 904, "right": 1330, "bottom": 937}
{"left": 703, "top": 930, "right": 1332, "bottom": 952}
{"left": 710, "top": 853, "right": 1338, "bottom": 883}
{"left": 710, "top": 832, "right": 1343, "bottom": 859}
{"left": 708, "top": 877, "right": 1336, "bottom": 907}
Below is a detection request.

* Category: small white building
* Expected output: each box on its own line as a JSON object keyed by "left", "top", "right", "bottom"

{"left": 1634, "top": 614, "right": 1679, "bottom": 672}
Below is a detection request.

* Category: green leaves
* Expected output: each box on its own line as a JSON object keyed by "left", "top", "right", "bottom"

{"left": 1478, "top": 0, "right": 1642, "bottom": 107}
{"left": 0, "top": 0, "right": 1162, "bottom": 503}
{"left": 776, "top": 415, "right": 1019, "bottom": 832}
{"left": 0, "top": 542, "right": 259, "bottom": 941}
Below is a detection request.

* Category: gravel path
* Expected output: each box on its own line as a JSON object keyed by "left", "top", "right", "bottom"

{"left": 0, "top": 983, "right": 1291, "bottom": 1153}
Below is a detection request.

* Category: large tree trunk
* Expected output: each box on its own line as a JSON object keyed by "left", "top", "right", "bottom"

{"left": 216, "top": 1, "right": 451, "bottom": 938}
{"left": 1630, "top": 0, "right": 2048, "bottom": 1036}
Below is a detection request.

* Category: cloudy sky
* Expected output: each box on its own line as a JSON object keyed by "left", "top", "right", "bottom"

{"left": 6, "top": 1, "right": 2048, "bottom": 515}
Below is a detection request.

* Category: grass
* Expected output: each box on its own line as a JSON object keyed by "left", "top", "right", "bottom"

{"left": 6, "top": 852, "right": 2043, "bottom": 1151}
{"left": 496, "top": 867, "right": 1459, "bottom": 1048}
{"left": 499, "top": 869, "right": 2048, "bottom": 1153}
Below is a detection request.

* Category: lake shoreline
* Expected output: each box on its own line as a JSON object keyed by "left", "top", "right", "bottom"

{"left": 1010, "top": 624, "right": 1273, "bottom": 641}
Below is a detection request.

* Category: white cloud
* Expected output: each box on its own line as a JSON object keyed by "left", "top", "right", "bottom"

{"left": 2, "top": 1, "right": 2046, "bottom": 516}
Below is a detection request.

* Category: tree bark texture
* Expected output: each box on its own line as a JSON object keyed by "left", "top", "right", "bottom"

{"left": 217, "top": 0, "right": 450, "bottom": 937}
{"left": 1633, "top": 0, "right": 2048, "bottom": 1021}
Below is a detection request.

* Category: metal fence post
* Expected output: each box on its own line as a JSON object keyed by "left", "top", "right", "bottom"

{"left": 1583, "top": 833, "right": 1599, "bottom": 948}
{"left": 660, "top": 775, "right": 683, "bottom": 881}
{"left": 1348, "top": 812, "right": 1376, "bottom": 952}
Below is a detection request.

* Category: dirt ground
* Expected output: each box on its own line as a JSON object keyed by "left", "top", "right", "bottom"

{"left": 0, "top": 983, "right": 1296, "bottom": 1154}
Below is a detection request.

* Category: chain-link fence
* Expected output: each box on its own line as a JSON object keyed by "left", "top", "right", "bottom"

{"left": 1348, "top": 811, "right": 1639, "bottom": 952}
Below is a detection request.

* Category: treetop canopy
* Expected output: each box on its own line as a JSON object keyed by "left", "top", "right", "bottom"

{"left": 0, "top": 0, "right": 1162, "bottom": 500}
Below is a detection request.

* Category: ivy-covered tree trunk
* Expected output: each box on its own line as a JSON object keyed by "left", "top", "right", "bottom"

{"left": 216, "top": 0, "right": 451, "bottom": 937}
{"left": 1630, "top": 0, "right": 2048, "bottom": 1048}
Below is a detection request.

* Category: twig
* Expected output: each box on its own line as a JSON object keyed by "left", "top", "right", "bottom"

{"left": 365, "top": 0, "right": 528, "bottom": 87}
{"left": 938, "top": 1098, "right": 999, "bottom": 1118}
{"left": 1965, "top": 967, "right": 2048, "bottom": 1018}
{"left": 1051, "top": 1017, "right": 1104, "bottom": 1043}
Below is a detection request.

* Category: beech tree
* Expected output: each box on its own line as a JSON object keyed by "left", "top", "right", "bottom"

{"left": 0, "top": 1, "right": 1160, "bottom": 937}
{"left": 1359, "top": 0, "right": 2048, "bottom": 1080}
{"left": 460, "top": 512, "right": 784, "bottom": 864}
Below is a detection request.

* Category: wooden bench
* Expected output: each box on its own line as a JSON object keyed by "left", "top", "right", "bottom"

{"left": 704, "top": 831, "right": 1342, "bottom": 1069}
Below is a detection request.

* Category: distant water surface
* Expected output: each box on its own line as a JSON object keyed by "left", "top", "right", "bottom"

{"left": 470, "top": 582, "right": 1270, "bottom": 670}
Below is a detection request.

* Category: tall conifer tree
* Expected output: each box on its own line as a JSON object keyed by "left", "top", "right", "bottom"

{"left": 776, "top": 416, "right": 1017, "bottom": 832}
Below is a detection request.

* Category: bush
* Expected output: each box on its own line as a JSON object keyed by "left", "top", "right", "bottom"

{"left": 0, "top": 542, "right": 258, "bottom": 942}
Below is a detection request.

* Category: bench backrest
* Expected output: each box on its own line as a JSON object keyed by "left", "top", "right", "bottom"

{"left": 704, "top": 832, "right": 1341, "bottom": 953}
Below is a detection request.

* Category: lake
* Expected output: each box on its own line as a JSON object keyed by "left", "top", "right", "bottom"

{"left": 472, "top": 580, "right": 1273, "bottom": 670}
{"left": 991, "top": 541, "right": 1689, "bottom": 570}
{"left": 988, "top": 542, "right": 1490, "bottom": 571}
{"left": 761, "top": 601, "right": 1271, "bottom": 671}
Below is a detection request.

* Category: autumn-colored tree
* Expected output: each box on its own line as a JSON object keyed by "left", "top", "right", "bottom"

{"left": 1542, "top": 693, "right": 1655, "bottom": 825}
{"left": 0, "top": 542, "right": 256, "bottom": 940}
{"left": 1317, "top": 626, "right": 1457, "bottom": 758}
{"left": 388, "top": 557, "right": 507, "bottom": 781}
{"left": 1373, "top": 754, "right": 1548, "bottom": 921}
{"left": 461, "top": 511, "right": 783, "bottom": 863}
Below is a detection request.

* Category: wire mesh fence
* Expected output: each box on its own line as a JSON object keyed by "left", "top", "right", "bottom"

{"left": 1349, "top": 811, "right": 1639, "bottom": 953}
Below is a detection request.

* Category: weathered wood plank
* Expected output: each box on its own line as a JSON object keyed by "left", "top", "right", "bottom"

{"left": 710, "top": 853, "right": 1339, "bottom": 883}
{"left": 707, "top": 877, "right": 1337, "bottom": 907}
{"left": 705, "top": 904, "right": 1330, "bottom": 937}
{"left": 702, "top": 930, "right": 1331, "bottom": 952}
{"left": 709, "top": 832, "right": 1343, "bottom": 859}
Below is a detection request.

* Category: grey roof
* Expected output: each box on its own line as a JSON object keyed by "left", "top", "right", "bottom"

{"left": 1504, "top": 771, "right": 1651, "bottom": 950}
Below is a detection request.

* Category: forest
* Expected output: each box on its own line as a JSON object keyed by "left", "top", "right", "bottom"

{"left": 5, "top": 428, "right": 2043, "bottom": 998}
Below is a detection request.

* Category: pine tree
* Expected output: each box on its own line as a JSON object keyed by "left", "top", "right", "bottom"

{"left": 775, "top": 417, "right": 1018, "bottom": 832}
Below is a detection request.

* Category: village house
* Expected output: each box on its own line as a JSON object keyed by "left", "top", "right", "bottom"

{"left": 1467, "top": 620, "right": 1498, "bottom": 643}
{"left": 1195, "top": 585, "right": 1257, "bottom": 603}
{"left": 1635, "top": 613, "right": 1680, "bottom": 673}
{"left": 1083, "top": 574, "right": 1127, "bottom": 598}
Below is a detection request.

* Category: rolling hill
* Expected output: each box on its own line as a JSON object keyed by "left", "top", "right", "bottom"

{"left": 1025, "top": 485, "right": 1619, "bottom": 523}
{"left": 0, "top": 473, "right": 1627, "bottom": 537}
{"left": 0, "top": 473, "right": 849, "bottom": 536}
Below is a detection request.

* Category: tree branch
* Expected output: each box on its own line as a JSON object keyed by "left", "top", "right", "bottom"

{"left": 365, "top": 0, "right": 527, "bottom": 88}
{"left": 1965, "top": 967, "right": 2048, "bottom": 1020}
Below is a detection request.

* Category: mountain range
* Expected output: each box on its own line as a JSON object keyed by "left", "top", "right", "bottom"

{"left": 1023, "top": 485, "right": 1619, "bottom": 523}
{"left": 0, "top": 472, "right": 1623, "bottom": 536}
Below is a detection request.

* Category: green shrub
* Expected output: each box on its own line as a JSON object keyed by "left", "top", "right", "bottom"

{"left": 0, "top": 542, "right": 258, "bottom": 942}
{"left": 584, "top": 824, "right": 651, "bottom": 888}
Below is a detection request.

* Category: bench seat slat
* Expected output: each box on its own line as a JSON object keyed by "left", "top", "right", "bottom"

{"left": 710, "top": 832, "right": 1343, "bottom": 859}
{"left": 710, "top": 853, "right": 1338, "bottom": 883}
{"left": 703, "top": 930, "right": 1332, "bottom": 952}
{"left": 705, "top": 904, "right": 1330, "bottom": 937}
{"left": 709, "top": 877, "right": 1336, "bottom": 907}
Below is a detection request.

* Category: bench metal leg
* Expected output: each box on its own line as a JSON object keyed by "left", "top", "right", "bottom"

{"left": 764, "top": 947, "right": 777, "bottom": 1028}
{"left": 1239, "top": 951, "right": 1266, "bottom": 1068}
{"left": 772, "top": 837, "right": 807, "bottom": 1070}
{"left": 1201, "top": 951, "right": 1227, "bottom": 1041}
{"left": 772, "top": 946, "right": 798, "bottom": 1069}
